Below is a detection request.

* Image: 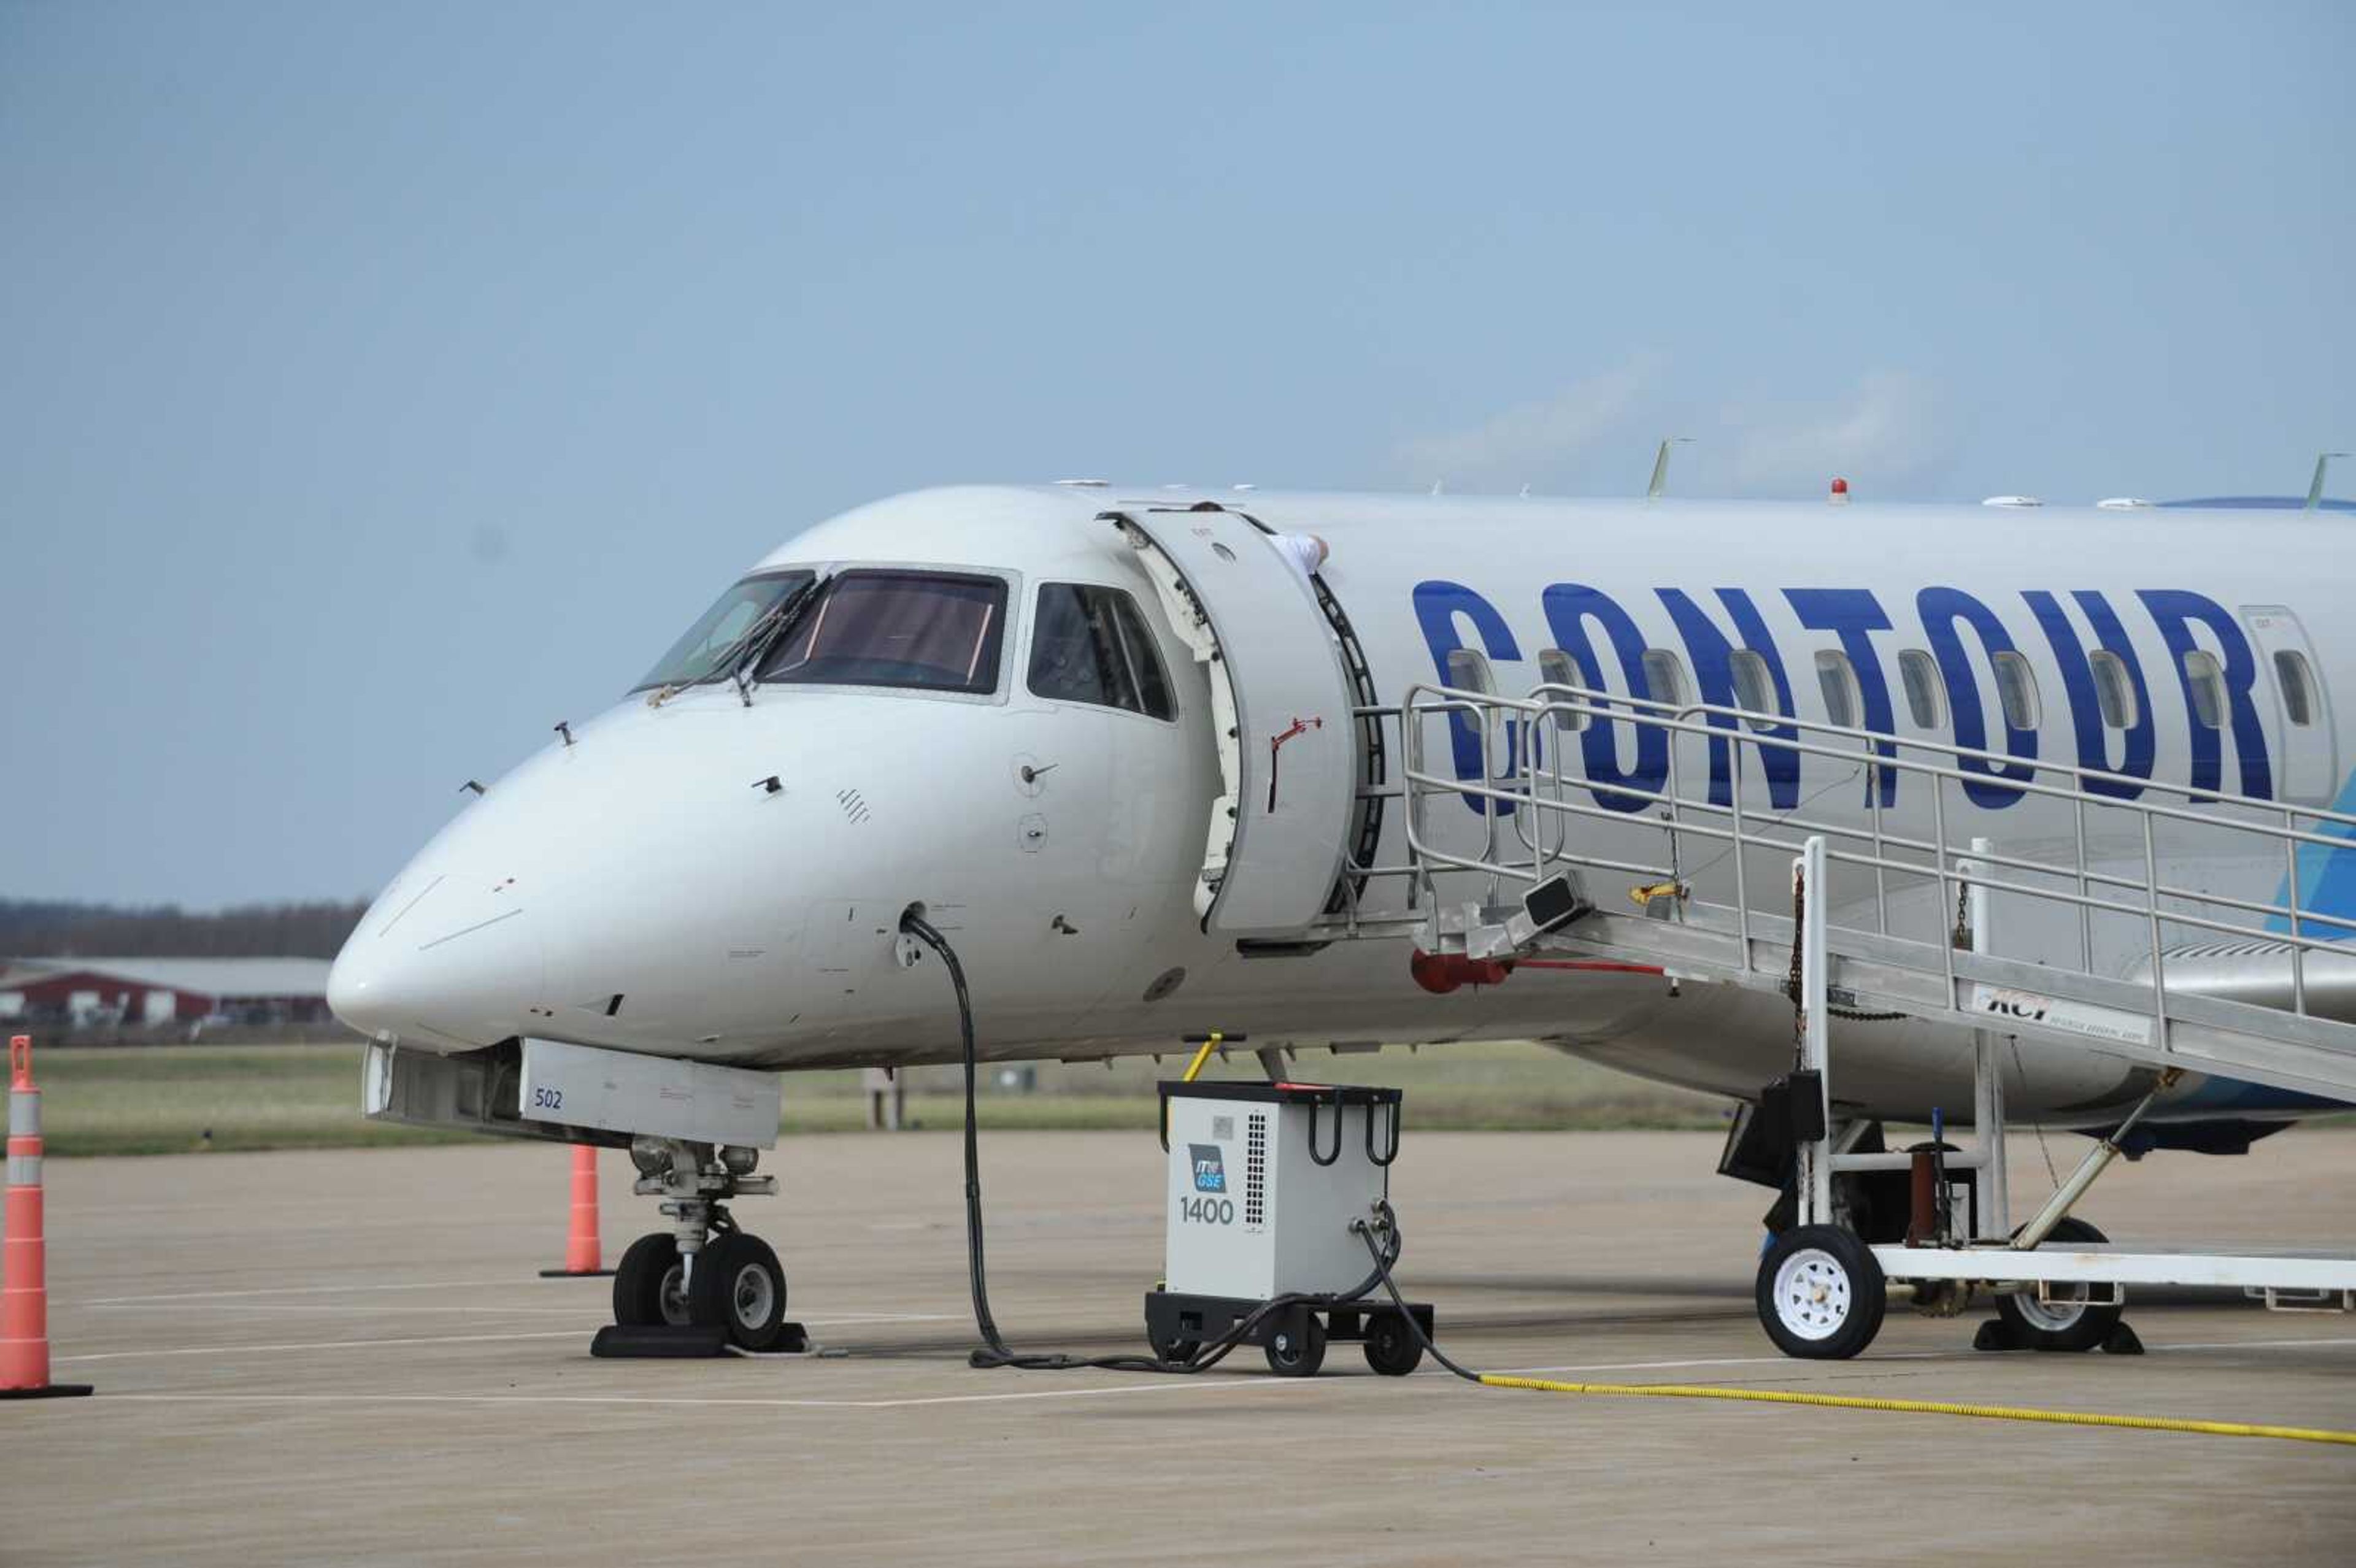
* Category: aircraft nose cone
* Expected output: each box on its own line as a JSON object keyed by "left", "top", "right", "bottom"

{"left": 329, "top": 870, "right": 547, "bottom": 1048}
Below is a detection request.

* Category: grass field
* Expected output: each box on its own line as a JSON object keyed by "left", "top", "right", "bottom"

{"left": 21, "top": 1040, "right": 1733, "bottom": 1156}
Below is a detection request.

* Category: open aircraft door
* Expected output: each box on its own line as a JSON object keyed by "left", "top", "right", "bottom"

{"left": 1110, "top": 507, "right": 1357, "bottom": 937}
{"left": 2241, "top": 605, "right": 2339, "bottom": 805}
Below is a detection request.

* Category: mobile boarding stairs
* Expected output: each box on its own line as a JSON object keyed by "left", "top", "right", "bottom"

{"left": 1322, "top": 678, "right": 2356, "bottom": 1358}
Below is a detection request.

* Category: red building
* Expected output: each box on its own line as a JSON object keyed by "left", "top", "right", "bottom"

{"left": 0, "top": 957, "right": 334, "bottom": 1029}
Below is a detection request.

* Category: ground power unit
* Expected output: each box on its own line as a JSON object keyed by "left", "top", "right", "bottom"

{"left": 1145, "top": 1080, "right": 1432, "bottom": 1377}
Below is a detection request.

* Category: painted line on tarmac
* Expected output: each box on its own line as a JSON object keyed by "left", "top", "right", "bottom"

{"left": 1484, "top": 1353, "right": 1885, "bottom": 1378}
{"left": 2150, "top": 1336, "right": 2356, "bottom": 1353}
{"left": 88, "top": 1302, "right": 966, "bottom": 1323}
{"left": 83, "top": 1278, "right": 528, "bottom": 1305}
{"left": 80, "top": 1330, "right": 2356, "bottom": 1415}
{"left": 93, "top": 1378, "right": 1303, "bottom": 1412}
{"left": 54, "top": 1313, "right": 967, "bottom": 1362}
{"left": 55, "top": 1330, "right": 590, "bottom": 1363}
{"left": 60, "top": 1319, "right": 2356, "bottom": 1384}
{"left": 93, "top": 1303, "right": 612, "bottom": 1317}
{"left": 839, "top": 1332, "right": 2356, "bottom": 1406}
{"left": 1484, "top": 1337, "right": 2356, "bottom": 1382}
{"left": 1492, "top": 1337, "right": 2356, "bottom": 1380}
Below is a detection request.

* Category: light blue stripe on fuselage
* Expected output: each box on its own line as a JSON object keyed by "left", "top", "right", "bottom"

{"left": 2168, "top": 1075, "right": 2347, "bottom": 1116}
{"left": 2269, "top": 766, "right": 2356, "bottom": 943}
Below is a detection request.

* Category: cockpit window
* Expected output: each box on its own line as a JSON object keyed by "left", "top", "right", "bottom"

{"left": 633, "top": 570, "right": 815, "bottom": 693}
{"left": 1028, "top": 583, "right": 1177, "bottom": 720}
{"left": 755, "top": 570, "right": 1007, "bottom": 695}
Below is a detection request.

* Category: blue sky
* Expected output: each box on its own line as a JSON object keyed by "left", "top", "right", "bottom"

{"left": 2, "top": 1, "right": 2349, "bottom": 906}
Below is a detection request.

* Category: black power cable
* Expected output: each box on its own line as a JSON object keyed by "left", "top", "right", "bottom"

{"left": 897, "top": 909, "right": 1395, "bottom": 1374}
{"left": 1352, "top": 1202, "right": 1487, "bottom": 1384}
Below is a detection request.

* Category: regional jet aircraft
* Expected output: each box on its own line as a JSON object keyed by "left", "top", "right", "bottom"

{"left": 330, "top": 483, "right": 2355, "bottom": 1351}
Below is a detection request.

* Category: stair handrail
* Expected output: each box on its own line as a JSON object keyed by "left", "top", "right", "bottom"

{"left": 1399, "top": 678, "right": 2356, "bottom": 1030}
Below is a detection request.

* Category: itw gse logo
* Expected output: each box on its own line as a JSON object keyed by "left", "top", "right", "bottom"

{"left": 1188, "top": 1143, "right": 1227, "bottom": 1193}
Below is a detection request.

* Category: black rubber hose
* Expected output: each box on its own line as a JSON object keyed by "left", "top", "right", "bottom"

{"left": 1353, "top": 1200, "right": 1486, "bottom": 1384}
{"left": 897, "top": 910, "right": 1393, "bottom": 1374}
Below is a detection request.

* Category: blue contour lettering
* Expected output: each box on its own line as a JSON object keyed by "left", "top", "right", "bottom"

{"left": 2138, "top": 589, "right": 2272, "bottom": 801}
{"left": 1917, "top": 586, "right": 2038, "bottom": 809}
{"left": 1412, "top": 580, "right": 1525, "bottom": 814}
{"left": 2023, "top": 590, "right": 2154, "bottom": 801}
{"left": 1658, "top": 588, "right": 1801, "bottom": 812}
{"left": 1785, "top": 588, "right": 1899, "bottom": 807}
{"left": 1541, "top": 583, "right": 1668, "bottom": 814}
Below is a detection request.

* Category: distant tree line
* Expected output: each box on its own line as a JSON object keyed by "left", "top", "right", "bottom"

{"left": 0, "top": 898, "right": 369, "bottom": 960}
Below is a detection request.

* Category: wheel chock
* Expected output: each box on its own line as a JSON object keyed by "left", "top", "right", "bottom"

{"left": 589, "top": 1321, "right": 814, "bottom": 1358}
{"left": 2100, "top": 1321, "right": 2145, "bottom": 1355}
{"left": 590, "top": 1324, "right": 731, "bottom": 1358}
{"left": 1972, "top": 1319, "right": 2023, "bottom": 1352}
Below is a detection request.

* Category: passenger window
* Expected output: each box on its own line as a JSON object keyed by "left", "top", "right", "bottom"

{"left": 1446, "top": 647, "right": 1506, "bottom": 767}
{"left": 1728, "top": 648, "right": 1779, "bottom": 732}
{"left": 2274, "top": 650, "right": 2317, "bottom": 728}
{"left": 2089, "top": 650, "right": 2138, "bottom": 730}
{"left": 1898, "top": 649, "right": 1946, "bottom": 730}
{"left": 1728, "top": 650, "right": 1773, "bottom": 712}
{"left": 1027, "top": 583, "right": 1176, "bottom": 720}
{"left": 1445, "top": 647, "right": 1495, "bottom": 693}
{"left": 1992, "top": 651, "right": 2041, "bottom": 731}
{"left": 1815, "top": 651, "right": 1860, "bottom": 729}
{"left": 1536, "top": 648, "right": 1587, "bottom": 732}
{"left": 756, "top": 571, "right": 1007, "bottom": 695}
{"left": 1640, "top": 649, "right": 1688, "bottom": 709}
{"left": 2182, "top": 650, "right": 2225, "bottom": 729}
{"left": 1640, "top": 648, "right": 1689, "bottom": 709}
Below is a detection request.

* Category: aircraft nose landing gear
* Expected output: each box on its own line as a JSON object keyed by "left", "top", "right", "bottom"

{"left": 688, "top": 1231, "right": 790, "bottom": 1350}
{"left": 595, "top": 1137, "right": 804, "bottom": 1356}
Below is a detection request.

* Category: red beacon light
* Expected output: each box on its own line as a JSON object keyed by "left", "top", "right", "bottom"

{"left": 1828, "top": 477, "right": 1850, "bottom": 505}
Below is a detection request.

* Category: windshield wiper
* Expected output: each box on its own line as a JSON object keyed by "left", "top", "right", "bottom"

{"left": 730, "top": 574, "right": 828, "bottom": 707}
{"left": 645, "top": 575, "right": 827, "bottom": 710}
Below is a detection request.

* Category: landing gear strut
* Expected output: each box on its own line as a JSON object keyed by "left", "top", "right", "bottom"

{"left": 604, "top": 1136, "right": 798, "bottom": 1353}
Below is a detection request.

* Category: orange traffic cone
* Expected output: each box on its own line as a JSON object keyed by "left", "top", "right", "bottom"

{"left": 538, "top": 1143, "right": 614, "bottom": 1278}
{"left": 2, "top": 1036, "right": 91, "bottom": 1399}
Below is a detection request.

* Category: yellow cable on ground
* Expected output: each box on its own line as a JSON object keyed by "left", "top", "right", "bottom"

{"left": 1477, "top": 1375, "right": 2356, "bottom": 1448}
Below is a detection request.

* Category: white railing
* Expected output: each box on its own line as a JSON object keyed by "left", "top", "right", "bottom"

{"left": 1388, "top": 680, "right": 2356, "bottom": 1050}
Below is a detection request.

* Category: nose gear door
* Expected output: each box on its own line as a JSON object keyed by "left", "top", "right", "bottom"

{"left": 1110, "top": 507, "right": 1357, "bottom": 937}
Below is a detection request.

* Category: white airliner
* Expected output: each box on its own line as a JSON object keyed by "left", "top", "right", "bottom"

{"left": 328, "top": 482, "right": 2354, "bottom": 1350}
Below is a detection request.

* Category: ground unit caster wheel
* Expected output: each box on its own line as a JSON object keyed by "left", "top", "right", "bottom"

{"left": 690, "top": 1232, "right": 791, "bottom": 1351}
{"left": 1758, "top": 1224, "right": 1885, "bottom": 1359}
{"left": 613, "top": 1233, "right": 691, "bottom": 1328}
{"left": 1265, "top": 1313, "right": 1326, "bottom": 1377}
{"left": 1996, "top": 1217, "right": 2123, "bottom": 1353}
{"left": 1363, "top": 1314, "right": 1423, "bottom": 1377}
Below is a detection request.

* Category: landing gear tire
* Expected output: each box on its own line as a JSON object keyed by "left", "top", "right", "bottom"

{"left": 1363, "top": 1314, "right": 1423, "bottom": 1377}
{"left": 1265, "top": 1313, "right": 1327, "bottom": 1377}
{"left": 1757, "top": 1224, "right": 1885, "bottom": 1360}
{"left": 1997, "top": 1217, "right": 2122, "bottom": 1353}
{"left": 688, "top": 1232, "right": 791, "bottom": 1351}
{"left": 613, "top": 1232, "right": 691, "bottom": 1328}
